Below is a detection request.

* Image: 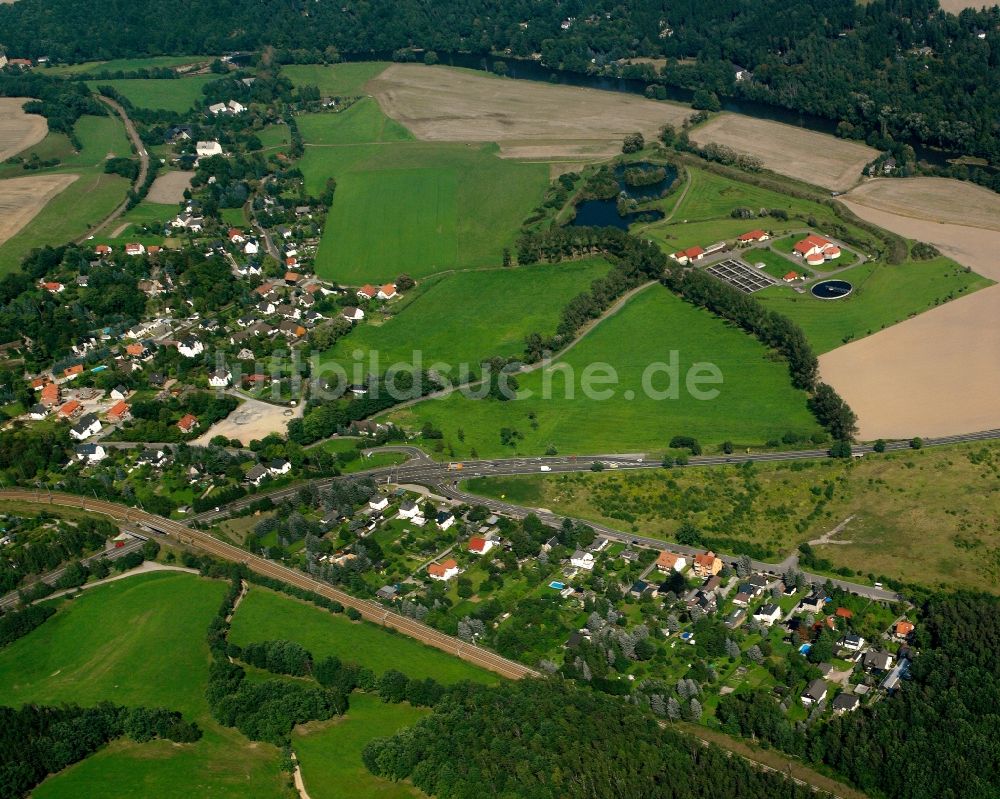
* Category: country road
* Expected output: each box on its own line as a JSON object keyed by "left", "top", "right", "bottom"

{"left": 0, "top": 489, "right": 536, "bottom": 681}
{"left": 77, "top": 95, "right": 150, "bottom": 243}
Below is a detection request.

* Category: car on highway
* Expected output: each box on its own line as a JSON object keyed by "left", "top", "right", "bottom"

{"left": 540, "top": 466, "right": 551, "bottom": 472}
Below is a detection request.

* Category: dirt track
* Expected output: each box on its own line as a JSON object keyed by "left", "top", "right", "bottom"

{"left": 689, "top": 115, "right": 876, "bottom": 192}
{"left": 0, "top": 173, "right": 78, "bottom": 247}
{"left": 0, "top": 98, "right": 48, "bottom": 161}
{"left": 368, "top": 63, "right": 692, "bottom": 160}
{"left": 820, "top": 199, "right": 1000, "bottom": 439}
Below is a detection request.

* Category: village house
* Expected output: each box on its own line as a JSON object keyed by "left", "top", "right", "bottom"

{"left": 70, "top": 413, "right": 102, "bottom": 441}
{"left": 41, "top": 281, "right": 64, "bottom": 293}
{"left": 245, "top": 464, "right": 270, "bottom": 486}
{"left": 832, "top": 692, "right": 860, "bottom": 715}
{"left": 670, "top": 246, "right": 705, "bottom": 265}
{"left": 94, "top": 244, "right": 112, "bottom": 256}
{"left": 377, "top": 283, "right": 397, "bottom": 300}
{"left": 177, "top": 338, "right": 204, "bottom": 358}
{"left": 428, "top": 558, "right": 459, "bottom": 582}
{"left": 268, "top": 458, "right": 291, "bottom": 476}
{"left": 369, "top": 496, "right": 390, "bottom": 512}
{"left": 801, "top": 678, "right": 828, "bottom": 706}
{"left": 468, "top": 536, "right": 494, "bottom": 555}
{"left": 63, "top": 364, "right": 84, "bottom": 381}
{"left": 196, "top": 141, "right": 223, "bottom": 159}
{"left": 753, "top": 603, "right": 782, "bottom": 627}
{"left": 40, "top": 383, "right": 60, "bottom": 407}
{"left": 656, "top": 551, "right": 687, "bottom": 572}
{"left": 692, "top": 551, "right": 723, "bottom": 578}
{"left": 436, "top": 510, "right": 455, "bottom": 530}
{"left": 356, "top": 284, "right": 378, "bottom": 301}
{"left": 570, "top": 550, "right": 595, "bottom": 570}
{"left": 895, "top": 620, "right": 915, "bottom": 640}
{"left": 341, "top": 306, "right": 365, "bottom": 322}
{"left": 58, "top": 399, "right": 82, "bottom": 419}
{"left": 106, "top": 400, "right": 131, "bottom": 423}
{"left": 29, "top": 403, "right": 49, "bottom": 420}
{"left": 177, "top": 414, "right": 199, "bottom": 434}
{"left": 75, "top": 443, "right": 107, "bottom": 464}
{"left": 208, "top": 369, "right": 232, "bottom": 388}
{"left": 124, "top": 242, "right": 146, "bottom": 257}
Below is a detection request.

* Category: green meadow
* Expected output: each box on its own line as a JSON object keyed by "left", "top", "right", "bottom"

{"left": 322, "top": 258, "right": 609, "bottom": 376}
{"left": 297, "top": 100, "right": 414, "bottom": 144}
{"left": 0, "top": 571, "right": 290, "bottom": 799}
{"left": 0, "top": 112, "right": 136, "bottom": 273}
{"left": 295, "top": 694, "right": 428, "bottom": 799}
{"left": 282, "top": 62, "right": 390, "bottom": 96}
{"left": 86, "top": 76, "right": 215, "bottom": 112}
{"left": 297, "top": 102, "right": 548, "bottom": 284}
{"left": 228, "top": 586, "right": 496, "bottom": 684}
{"left": 391, "top": 284, "right": 821, "bottom": 458}
{"left": 757, "top": 256, "right": 991, "bottom": 353}
{"left": 43, "top": 55, "right": 213, "bottom": 77}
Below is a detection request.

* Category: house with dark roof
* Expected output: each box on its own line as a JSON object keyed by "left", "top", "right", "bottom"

{"left": 801, "top": 678, "right": 828, "bottom": 706}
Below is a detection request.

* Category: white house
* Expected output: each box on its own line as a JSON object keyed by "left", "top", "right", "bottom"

{"left": 245, "top": 464, "right": 269, "bottom": 486}
{"left": 268, "top": 458, "right": 291, "bottom": 476}
{"left": 468, "top": 536, "right": 494, "bottom": 555}
{"left": 177, "top": 338, "right": 204, "bottom": 358}
{"left": 124, "top": 243, "right": 146, "bottom": 256}
{"left": 397, "top": 500, "right": 420, "bottom": 519}
{"left": 428, "top": 558, "right": 459, "bottom": 581}
{"left": 227, "top": 100, "right": 246, "bottom": 114}
{"left": 196, "top": 141, "right": 223, "bottom": 159}
{"left": 70, "top": 413, "right": 103, "bottom": 441}
{"left": 369, "top": 496, "right": 390, "bottom": 512}
{"left": 341, "top": 306, "right": 365, "bottom": 322}
{"left": 244, "top": 240, "right": 259, "bottom": 255}
{"left": 29, "top": 403, "right": 49, "bottom": 420}
{"left": 570, "top": 550, "right": 595, "bottom": 570}
{"left": 208, "top": 369, "right": 232, "bottom": 388}
{"left": 110, "top": 385, "right": 129, "bottom": 401}
{"left": 436, "top": 511, "right": 455, "bottom": 530}
{"left": 377, "top": 283, "right": 397, "bottom": 300}
{"left": 841, "top": 634, "right": 866, "bottom": 652}
{"left": 753, "top": 603, "right": 782, "bottom": 627}
{"left": 801, "top": 678, "right": 828, "bottom": 706}
{"left": 75, "top": 443, "right": 107, "bottom": 463}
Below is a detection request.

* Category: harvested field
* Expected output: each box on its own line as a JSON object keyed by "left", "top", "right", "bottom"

{"left": 0, "top": 173, "right": 78, "bottom": 247}
{"left": 844, "top": 177, "right": 1000, "bottom": 236}
{"left": 368, "top": 64, "right": 692, "bottom": 160}
{"left": 821, "top": 199, "right": 1000, "bottom": 440}
{"left": 937, "top": 0, "right": 985, "bottom": 10}
{"left": 145, "top": 170, "right": 192, "bottom": 204}
{"left": 0, "top": 98, "right": 47, "bottom": 161}
{"left": 688, "top": 115, "right": 877, "bottom": 192}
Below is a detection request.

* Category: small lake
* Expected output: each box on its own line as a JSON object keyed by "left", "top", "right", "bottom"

{"left": 570, "top": 162, "right": 673, "bottom": 230}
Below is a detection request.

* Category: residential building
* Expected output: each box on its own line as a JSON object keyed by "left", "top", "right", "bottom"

{"left": 801, "top": 678, "right": 828, "bottom": 706}
{"left": 196, "top": 140, "right": 223, "bottom": 158}
{"left": 427, "top": 558, "right": 459, "bottom": 581}
{"left": 341, "top": 306, "right": 365, "bottom": 322}
{"left": 692, "top": 551, "right": 722, "bottom": 578}
{"left": 377, "top": 283, "right": 397, "bottom": 300}
{"left": 656, "top": 551, "right": 687, "bottom": 572}
{"left": 570, "top": 550, "right": 595, "bottom": 570}
{"left": 356, "top": 284, "right": 378, "bottom": 301}
{"left": 737, "top": 229, "right": 769, "bottom": 243}
{"left": 57, "top": 400, "right": 82, "bottom": 418}
{"left": 468, "top": 536, "right": 494, "bottom": 555}
{"left": 269, "top": 458, "right": 291, "bottom": 476}
{"left": 246, "top": 464, "right": 270, "bottom": 486}
{"left": 436, "top": 511, "right": 455, "bottom": 530}
{"left": 208, "top": 369, "right": 232, "bottom": 388}
{"left": 369, "top": 496, "right": 390, "bottom": 512}
{"left": 70, "top": 413, "right": 102, "bottom": 441}
{"left": 75, "top": 443, "right": 107, "bottom": 463}
{"left": 895, "top": 620, "right": 915, "bottom": 639}
{"left": 398, "top": 500, "right": 420, "bottom": 519}
{"left": 177, "top": 338, "right": 204, "bottom": 358}
{"left": 863, "top": 649, "right": 894, "bottom": 673}
{"left": 832, "top": 693, "right": 860, "bottom": 715}
{"left": 177, "top": 414, "right": 199, "bottom": 434}
{"left": 106, "top": 400, "right": 131, "bottom": 423}
{"left": 841, "top": 633, "right": 865, "bottom": 652}
{"left": 753, "top": 603, "right": 782, "bottom": 626}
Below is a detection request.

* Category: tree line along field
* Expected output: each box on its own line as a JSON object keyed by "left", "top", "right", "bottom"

{"left": 84, "top": 75, "right": 217, "bottom": 113}
{"left": 464, "top": 439, "right": 1000, "bottom": 592}
{"left": 0, "top": 571, "right": 290, "bottom": 799}
{"left": 41, "top": 55, "right": 215, "bottom": 77}
{"left": 228, "top": 586, "right": 496, "bottom": 684}
{"left": 321, "top": 258, "right": 610, "bottom": 376}
{"left": 297, "top": 101, "right": 550, "bottom": 284}
{"left": 0, "top": 569, "right": 489, "bottom": 798}
{"left": 390, "top": 284, "right": 821, "bottom": 458}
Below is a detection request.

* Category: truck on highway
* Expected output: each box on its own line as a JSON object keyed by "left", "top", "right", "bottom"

{"left": 448, "top": 463, "right": 464, "bottom": 470}
{"left": 540, "top": 465, "right": 551, "bottom": 472}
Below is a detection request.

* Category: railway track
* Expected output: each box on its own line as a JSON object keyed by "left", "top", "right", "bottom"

{"left": 0, "top": 489, "right": 536, "bottom": 682}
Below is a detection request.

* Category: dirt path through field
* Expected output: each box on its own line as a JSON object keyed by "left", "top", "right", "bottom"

{"left": 0, "top": 173, "right": 79, "bottom": 247}
{"left": 820, "top": 193, "right": 1000, "bottom": 439}
{"left": 146, "top": 170, "right": 192, "bottom": 204}
{"left": 0, "top": 97, "right": 47, "bottom": 160}
{"left": 368, "top": 63, "right": 692, "bottom": 160}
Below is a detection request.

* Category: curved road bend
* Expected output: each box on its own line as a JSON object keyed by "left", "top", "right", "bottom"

{"left": 77, "top": 95, "right": 150, "bottom": 243}
{"left": 0, "top": 490, "right": 536, "bottom": 681}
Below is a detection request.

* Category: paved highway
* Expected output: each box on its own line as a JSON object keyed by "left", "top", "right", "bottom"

{"left": 0, "top": 490, "right": 536, "bottom": 681}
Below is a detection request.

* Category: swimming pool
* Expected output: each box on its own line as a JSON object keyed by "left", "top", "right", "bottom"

{"left": 549, "top": 581, "right": 565, "bottom": 590}
{"left": 799, "top": 643, "right": 812, "bottom": 654}
{"left": 680, "top": 632, "right": 693, "bottom": 641}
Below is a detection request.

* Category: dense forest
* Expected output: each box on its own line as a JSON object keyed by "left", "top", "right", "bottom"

{"left": 362, "top": 678, "right": 824, "bottom": 799}
{"left": 3, "top": 0, "right": 1000, "bottom": 163}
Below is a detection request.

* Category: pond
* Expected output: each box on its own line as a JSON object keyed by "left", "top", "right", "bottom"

{"left": 570, "top": 161, "right": 673, "bottom": 230}
{"left": 811, "top": 279, "right": 854, "bottom": 300}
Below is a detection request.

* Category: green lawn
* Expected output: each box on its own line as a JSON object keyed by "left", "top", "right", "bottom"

{"left": 757, "top": 256, "right": 992, "bottom": 353}
{"left": 746, "top": 248, "right": 807, "bottom": 280}
{"left": 298, "top": 99, "right": 414, "bottom": 144}
{"left": 43, "top": 55, "right": 213, "bottom": 76}
{"left": 295, "top": 694, "right": 428, "bottom": 799}
{"left": 391, "top": 284, "right": 821, "bottom": 457}
{"left": 282, "top": 62, "right": 390, "bottom": 96}
{"left": 228, "top": 585, "right": 497, "bottom": 684}
{"left": 86, "top": 76, "right": 216, "bottom": 112}
{"left": 0, "top": 571, "right": 290, "bottom": 799}
{"left": 257, "top": 123, "right": 290, "bottom": 150}
{"left": 298, "top": 112, "right": 549, "bottom": 283}
{"left": 322, "top": 258, "right": 609, "bottom": 377}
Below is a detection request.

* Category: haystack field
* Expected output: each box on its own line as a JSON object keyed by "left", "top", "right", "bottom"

{"left": 0, "top": 98, "right": 48, "bottom": 161}
{"left": 0, "top": 173, "right": 79, "bottom": 247}
{"left": 688, "top": 115, "right": 877, "bottom": 192}
{"left": 146, "top": 170, "right": 192, "bottom": 203}
{"left": 820, "top": 197, "right": 1000, "bottom": 440}
{"left": 844, "top": 177, "right": 1000, "bottom": 234}
{"left": 367, "top": 64, "right": 692, "bottom": 160}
